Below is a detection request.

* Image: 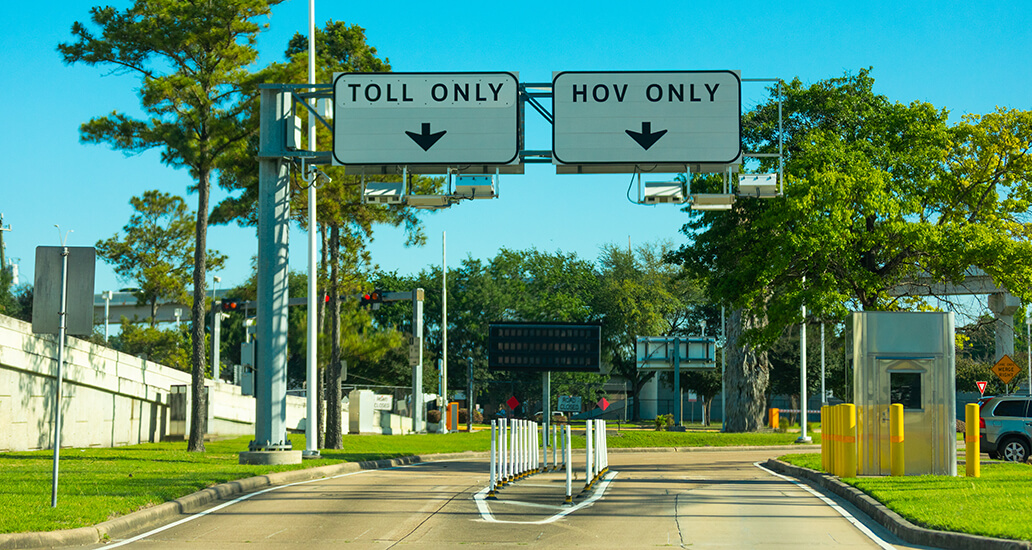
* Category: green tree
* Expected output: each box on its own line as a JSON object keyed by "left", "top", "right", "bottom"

{"left": 596, "top": 243, "right": 694, "bottom": 420}
{"left": 111, "top": 320, "right": 192, "bottom": 372}
{"left": 670, "top": 69, "right": 1032, "bottom": 431}
{"left": 60, "top": 0, "right": 284, "bottom": 451}
{"left": 97, "top": 191, "right": 225, "bottom": 327}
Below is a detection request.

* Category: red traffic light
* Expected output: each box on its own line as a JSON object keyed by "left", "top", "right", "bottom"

{"left": 221, "top": 298, "right": 242, "bottom": 312}
{"left": 359, "top": 290, "right": 384, "bottom": 307}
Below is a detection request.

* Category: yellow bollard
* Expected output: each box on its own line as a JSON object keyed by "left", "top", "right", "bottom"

{"left": 834, "top": 404, "right": 843, "bottom": 477}
{"left": 890, "top": 403, "right": 904, "bottom": 476}
{"left": 843, "top": 404, "right": 857, "bottom": 478}
{"left": 770, "top": 408, "right": 780, "bottom": 430}
{"left": 820, "top": 406, "right": 829, "bottom": 472}
{"left": 966, "top": 403, "right": 980, "bottom": 478}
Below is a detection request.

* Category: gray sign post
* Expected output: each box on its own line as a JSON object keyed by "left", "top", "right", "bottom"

{"left": 32, "top": 245, "right": 95, "bottom": 507}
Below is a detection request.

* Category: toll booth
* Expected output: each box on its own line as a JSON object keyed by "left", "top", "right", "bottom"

{"left": 852, "top": 311, "right": 956, "bottom": 476}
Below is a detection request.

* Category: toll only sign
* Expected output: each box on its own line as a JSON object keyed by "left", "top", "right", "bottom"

{"left": 333, "top": 72, "right": 520, "bottom": 167}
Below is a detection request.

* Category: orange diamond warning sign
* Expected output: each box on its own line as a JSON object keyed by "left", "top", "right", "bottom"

{"left": 992, "top": 355, "right": 1021, "bottom": 385}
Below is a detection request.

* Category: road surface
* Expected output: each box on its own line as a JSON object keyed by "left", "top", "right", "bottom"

{"left": 79, "top": 448, "right": 935, "bottom": 549}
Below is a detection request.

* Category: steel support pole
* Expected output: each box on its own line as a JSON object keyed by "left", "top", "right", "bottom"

{"left": 213, "top": 302, "right": 221, "bottom": 381}
{"left": 51, "top": 246, "right": 69, "bottom": 508}
{"left": 797, "top": 283, "right": 811, "bottom": 443}
{"left": 673, "top": 337, "right": 681, "bottom": 426}
{"left": 254, "top": 88, "right": 292, "bottom": 451}
{"left": 467, "top": 357, "right": 474, "bottom": 432}
{"left": 542, "top": 371, "right": 550, "bottom": 470}
{"left": 303, "top": 0, "right": 319, "bottom": 460}
{"left": 720, "top": 306, "right": 726, "bottom": 430}
{"left": 412, "top": 289, "right": 424, "bottom": 433}
{"left": 441, "top": 232, "right": 447, "bottom": 433}
{"left": 821, "top": 322, "right": 826, "bottom": 406}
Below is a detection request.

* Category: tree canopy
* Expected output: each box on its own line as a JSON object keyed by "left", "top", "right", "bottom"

{"left": 672, "top": 69, "right": 1032, "bottom": 347}
{"left": 60, "top": 0, "right": 284, "bottom": 452}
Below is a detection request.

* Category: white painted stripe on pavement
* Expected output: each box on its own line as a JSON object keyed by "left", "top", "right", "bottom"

{"left": 473, "top": 471, "right": 618, "bottom": 525}
{"left": 753, "top": 462, "right": 895, "bottom": 550}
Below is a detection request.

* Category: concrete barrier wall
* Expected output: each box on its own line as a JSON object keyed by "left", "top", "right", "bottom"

{"left": 0, "top": 314, "right": 316, "bottom": 451}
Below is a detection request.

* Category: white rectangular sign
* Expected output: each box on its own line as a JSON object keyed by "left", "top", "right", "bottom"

{"left": 558, "top": 395, "right": 582, "bottom": 412}
{"left": 373, "top": 394, "right": 394, "bottom": 411}
{"left": 552, "top": 71, "right": 741, "bottom": 166}
{"left": 333, "top": 72, "right": 520, "bottom": 166}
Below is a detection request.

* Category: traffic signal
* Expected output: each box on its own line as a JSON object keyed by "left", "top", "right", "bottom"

{"left": 359, "top": 290, "right": 383, "bottom": 308}
{"left": 221, "top": 298, "right": 243, "bottom": 312}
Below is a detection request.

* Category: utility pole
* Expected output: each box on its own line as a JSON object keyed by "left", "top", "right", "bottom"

{"left": 0, "top": 213, "right": 11, "bottom": 278}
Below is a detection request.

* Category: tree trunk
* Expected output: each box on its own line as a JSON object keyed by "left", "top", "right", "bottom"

{"left": 324, "top": 223, "right": 344, "bottom": 449}
{"left": 316, "top": 224, "right": 327, "bottom": 449}
{"left": 150, "top": 299, "right": 159, "bottom": 328}
{"left": 188, "top": 169, "right": 210, "bottom": 452}
{"left": 702, "top": 396, "right": 712, "bottom": 426}
{"left": 630, "top": 370, "right": 655, "bottom": 421}
{"left": 723, "top": 308, "right": 770, "bottom": 432}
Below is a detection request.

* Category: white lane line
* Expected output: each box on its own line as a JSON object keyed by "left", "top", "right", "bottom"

{"left": 491, "top": 500, "right": 566, "bottom": 511}
{"left": 753, "top": 462, "right": 895, "bottom": 550}
{"left": 473, "top": 471, "right": 618, "bottom": 525}
{"left": 103, "top": 460, "right": 456, "bottom": 548}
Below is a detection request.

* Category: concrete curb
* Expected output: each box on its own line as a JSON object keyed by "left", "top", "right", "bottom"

{"left": 764, "top": 458, "right": 1031, "bottom": 550}
{"left": 608, "top": 444, "right": 821, "bottom": 453}
{"left": 0, "top": 451, "right": 486, "bottom": 550}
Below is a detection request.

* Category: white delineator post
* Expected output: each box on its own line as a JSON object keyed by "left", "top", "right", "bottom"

{"left": 564, "top": 424, "right": 573, "bottom": 505}
{"left": 583, "top": 420, "right": 594, "bottom": 491}
{"left": 510, "top": 418, "right": 517, "bottom": 480}
{"left": 516, "top": 420, "right": 523, "bottom": 479}
{"left": 499, "top": 418, "right": 508, "bottom": 486}
{"left": 594, "top": 420, "right": 602, "bottom": 481}
{"left": 552, "top": 423, "right": 558, "bottom": 471}
{"left": 488, "top": 420, "right": 497, "bottom": 498}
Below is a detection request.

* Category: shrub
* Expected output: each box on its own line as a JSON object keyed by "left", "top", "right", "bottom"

{"left": 427, "top": 409, "right": 441, "bottom": 423}
{"left": 457, "top": 408, "right": 484, "bottom": 424}
{"left": 654, "top": 414, "right": 675, "bottom": 431}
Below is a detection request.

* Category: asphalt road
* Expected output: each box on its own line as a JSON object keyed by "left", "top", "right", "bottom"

{"left": 78, "top": 448, "right": 937, "bottom": 549}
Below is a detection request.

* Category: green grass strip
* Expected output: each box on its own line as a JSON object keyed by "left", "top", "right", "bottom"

{"left": 779, "top": 453, "right": 1032, "bottom": 542}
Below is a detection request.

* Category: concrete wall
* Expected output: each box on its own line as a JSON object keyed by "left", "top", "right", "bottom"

{"left": 0, "top": 314, "right": 316, "bottom": 452}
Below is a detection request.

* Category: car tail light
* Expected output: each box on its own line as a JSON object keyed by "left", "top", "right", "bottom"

{"left": 980, "top": 417, "right": 986, "bottom": 429}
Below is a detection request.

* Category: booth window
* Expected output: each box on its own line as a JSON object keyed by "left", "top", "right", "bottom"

{"left": 890, "top": 372, "right": 922, "bottom": 410}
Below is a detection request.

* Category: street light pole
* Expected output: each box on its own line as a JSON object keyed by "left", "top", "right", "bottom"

{"left": 796, "top": 277, "right": 812, "bottom": 443}
{"left": 303, "top": 0, "right": 320, "bottom": 460}
{"left": 102, "top": 290, "right": 113, "bottom": 342}
{"left": 212, "top": 276, "right": 221, "bottom": 380}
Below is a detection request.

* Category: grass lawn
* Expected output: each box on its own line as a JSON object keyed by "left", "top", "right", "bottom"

{"left": 1, "top": 427, "right": 817, "bottom": 534}
{"left": 779, "top": 453, "right": 1032, "bottom": 542}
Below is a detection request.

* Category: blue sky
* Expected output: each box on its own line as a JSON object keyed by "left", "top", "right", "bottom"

{"left": 1, "top": 0, "right": 1029, "bottom": 296}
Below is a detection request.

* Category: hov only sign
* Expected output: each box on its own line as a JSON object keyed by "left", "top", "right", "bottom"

{"left": 552, "top": 71, "right": 742, "bottom": 166}
{"left": 332, "top": 72, "right": 520, "bottom": 166}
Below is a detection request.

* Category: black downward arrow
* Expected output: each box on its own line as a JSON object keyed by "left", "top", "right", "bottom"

{"left": 625, "top": 122, "right": 668, "bottom": 150}
{"left": 406, "top": 123, "right": 447, "bottom": 151}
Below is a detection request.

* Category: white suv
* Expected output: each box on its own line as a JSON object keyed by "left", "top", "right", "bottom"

{"left": 979, "top": 396, "right": 1032, "bottom": 462}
